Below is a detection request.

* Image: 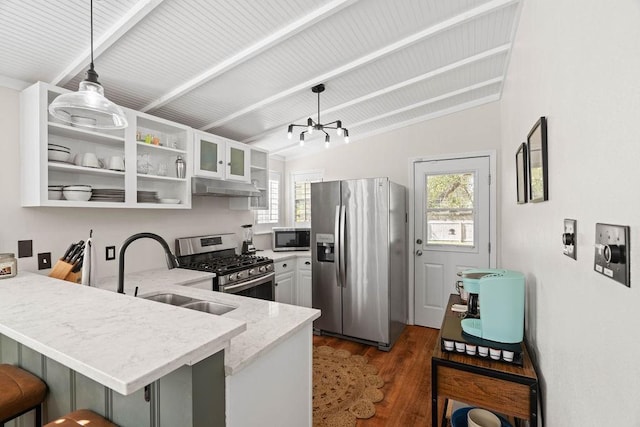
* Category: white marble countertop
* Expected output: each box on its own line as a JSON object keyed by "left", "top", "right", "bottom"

{"left": 106, "top": 269, "right": 321, "bottom": 375}
{"left": 0, "top": 272, "right": 245, "bottom": 395}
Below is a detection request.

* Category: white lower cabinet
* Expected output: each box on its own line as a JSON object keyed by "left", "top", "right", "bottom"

{"left": 274, "top": 259, "right": 296, "bottom": 305}
{"left": 296, "top": 257, "right": 312, "bottom": 308}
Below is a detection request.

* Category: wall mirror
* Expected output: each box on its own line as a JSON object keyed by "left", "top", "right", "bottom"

{"left": 516, "top": 142, "right": 528, "bottom": 204}
{"left": 527, "top": 117, "right": 548, "bottom": 202}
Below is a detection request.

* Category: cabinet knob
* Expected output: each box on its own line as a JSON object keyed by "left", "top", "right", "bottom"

{"left": 305, "top": 261, "right": 310, "bottom": 265}
{"left": 275, "top": 282, "right": 278, "bottom": 286}
{"left": 228, "top": 162, "right": 231, "bottom": 166}
{"left": 218, "top": 160, "right": 223, "bottom": 164}
{"left": 283, "top": 263, "right": 287, "bottom": 268}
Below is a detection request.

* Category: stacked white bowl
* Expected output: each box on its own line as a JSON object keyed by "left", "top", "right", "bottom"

{"left": 48, "top": 144, "right": 71, "bottom": 162}
{"left": 48, "top": 185, "right": 64, "bottom": 200}
{"left": 63, "top": 185, "right": 92, "bottom": 201}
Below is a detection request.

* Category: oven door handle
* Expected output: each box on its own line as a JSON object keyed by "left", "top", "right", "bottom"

{"left": 220, "top": 272, "right": 275, "bottom": 294}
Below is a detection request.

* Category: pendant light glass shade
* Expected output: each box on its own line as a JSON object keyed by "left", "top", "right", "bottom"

{"left": 48, "top": 0, "right": 128, "bottom": 130}
{"left": 49, "top": 79, "right": 128, "bottom": 129}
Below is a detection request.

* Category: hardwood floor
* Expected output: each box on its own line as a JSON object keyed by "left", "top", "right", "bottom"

{"left": 313, "top": 325, "right": 439, "bottom": 427}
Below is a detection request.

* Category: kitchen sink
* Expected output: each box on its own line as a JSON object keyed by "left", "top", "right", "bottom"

{"left": 140, "top": 292, "right": 237, "bottom": 315}
{"left": 181, "top": 301, "right": 237, "bottom": 315}
{"left": 143, "top": 293, "right": 198, "bottom": 306}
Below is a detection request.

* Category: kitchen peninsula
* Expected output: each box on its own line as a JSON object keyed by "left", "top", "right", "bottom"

{"left": 0, "top": 270, "right": 320, "bottom": 426}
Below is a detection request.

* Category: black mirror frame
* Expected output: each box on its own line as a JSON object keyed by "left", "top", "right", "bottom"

{"left": 516, "top": 142, "right": 528, "bottom": 204}
{"left": 527, "top": 116, "right": 548, "bottom": 202}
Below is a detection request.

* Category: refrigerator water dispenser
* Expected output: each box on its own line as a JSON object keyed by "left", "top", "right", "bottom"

{"left": 316, "top": 233, "right": 334, "bottom": 262}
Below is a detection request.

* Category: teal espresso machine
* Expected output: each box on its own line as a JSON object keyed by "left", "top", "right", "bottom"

{"left": 460, "top": 269, "right": 525, "bottom": 344}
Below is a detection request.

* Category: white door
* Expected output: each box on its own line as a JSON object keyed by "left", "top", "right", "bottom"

{"left": 413, "top": 156, "right": 492, "bottom": 328}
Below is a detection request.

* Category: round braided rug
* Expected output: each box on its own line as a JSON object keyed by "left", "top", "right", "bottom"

{"left": 313, "top": 346, "right": 384, "bottom": 427}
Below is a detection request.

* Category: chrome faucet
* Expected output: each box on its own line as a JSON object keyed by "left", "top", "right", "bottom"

{"left": 117, "top": 232, "right": 178, "bottom": 294}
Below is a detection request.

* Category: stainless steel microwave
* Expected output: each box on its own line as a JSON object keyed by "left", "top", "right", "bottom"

{"left": 272, "top": 227, "right": 311, "bottom": 252}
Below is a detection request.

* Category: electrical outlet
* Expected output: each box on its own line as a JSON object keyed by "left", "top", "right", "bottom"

{"left": 37, "top": 252, "right": 52, "bottom": 270}
{"left": 562, "top": 219, "right": 576, "bottom": 260}
{"left": 106, "top": 246, "right": 116, "bottom": 261}
{"left": 18, "top": 240, "right": 33, "bottom": 258}
{"left": 594, "top": 223, "right": 630, "bottom": 287}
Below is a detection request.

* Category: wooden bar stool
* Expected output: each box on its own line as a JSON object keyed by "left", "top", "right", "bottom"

{"left": 44, "top": 409, "right": 117, "bottom": 427}
{"left": 0, "top": 364, "right": 47, "bottom": 427}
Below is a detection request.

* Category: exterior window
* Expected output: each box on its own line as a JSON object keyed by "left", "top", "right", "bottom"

{"left": 257, "top": 172, "right": 280, "bottom": 225}
{"left": 425, "top": 172, "right": 475, "bottom": 247}
{"left": 291, "top": 170, "right": 323, "bottom": 226}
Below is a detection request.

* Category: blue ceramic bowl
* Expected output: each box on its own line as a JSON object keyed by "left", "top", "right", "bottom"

{"left": 450, "top": 407, "right": 512, "bottom": 427}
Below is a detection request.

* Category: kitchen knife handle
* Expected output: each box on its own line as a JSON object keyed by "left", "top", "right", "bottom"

{"left": 61, "top": 243, "right": 75, "bottom": 261}
{"left": 335, "top": 205, "right": 341, "bottom": 287}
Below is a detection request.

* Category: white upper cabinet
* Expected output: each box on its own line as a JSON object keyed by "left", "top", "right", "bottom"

{"left": 229, "top": 146, "right": 270, "bottom": 211}
{"left": 193, "top": 131, "right": 251, "bottom": 183}
{"left": 20, "top": 82, "right": 192, "bottom": 208}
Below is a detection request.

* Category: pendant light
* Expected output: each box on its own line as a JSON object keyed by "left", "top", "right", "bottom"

{"left": 287, "top": 84, "right": 349, "bottom": 148}
{"left": 49, "top": 0, "right": 128, "bottom": 130}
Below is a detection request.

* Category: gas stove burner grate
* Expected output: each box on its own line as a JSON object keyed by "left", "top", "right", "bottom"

{"left": 179, "top": 254, "right": 272, "bottom": 274}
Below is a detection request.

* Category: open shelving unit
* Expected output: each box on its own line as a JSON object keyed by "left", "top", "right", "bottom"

{"left": 20, "top": 82, "right": 192, "bottom": 209}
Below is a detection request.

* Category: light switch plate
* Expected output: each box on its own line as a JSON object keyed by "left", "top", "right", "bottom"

{"left": 594, "top": 223, "right": 630, "bottom": 287}
{"left": 37, "top": 252, "right": 52, "bottom": 270}
{"left": 563, "top": 219, "right": 576, "bottom": 259}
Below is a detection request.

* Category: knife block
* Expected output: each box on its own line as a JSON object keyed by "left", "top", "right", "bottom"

{"left": 49, "top": 260, "right": 82, "bottom": 283}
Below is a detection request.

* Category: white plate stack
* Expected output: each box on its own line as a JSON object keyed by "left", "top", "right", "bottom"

{"left": 90, "top": 188, "right": 125, "bottom": 203}
{"left": 48, "top": 144, "right": 71, "bottom": 162}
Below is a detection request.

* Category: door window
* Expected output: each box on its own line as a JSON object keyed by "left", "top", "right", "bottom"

{"left": 425, "top": 172, "right": 475, "bottom": 247}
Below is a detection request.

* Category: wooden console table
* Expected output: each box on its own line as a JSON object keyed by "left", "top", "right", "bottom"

{"left": 431, "top": 294, "right": 538, "bottom": 426}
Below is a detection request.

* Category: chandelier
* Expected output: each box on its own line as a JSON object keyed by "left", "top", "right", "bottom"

{"left": 49, "top": 0, "right": 128, "bottom": 130}
{"left": 287, "top": 84, "right": 349, "bottom": 148}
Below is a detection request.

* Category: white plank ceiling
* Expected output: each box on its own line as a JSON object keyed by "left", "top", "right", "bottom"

{"left": 0, "top": 0, "right": 521, "bottom": 159}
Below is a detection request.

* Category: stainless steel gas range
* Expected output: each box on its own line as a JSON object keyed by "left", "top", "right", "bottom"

{"left": 175, "top": 233, "right": 274, "bottom": 300}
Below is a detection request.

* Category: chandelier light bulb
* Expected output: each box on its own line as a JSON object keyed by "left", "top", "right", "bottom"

{"left": 336, "top": 120, "right": 343, "bottom": 136}
{"left": 299, "top": 132, "right": 305, "bottom": 146}
{"left": 307, "top": 118, "right": 314, "bottom": 134}
{"left": 344, "top": 129, "right": 350, "bottom": 144}
{"left": 287, "top": 125, "right": 293, "bottom": 139}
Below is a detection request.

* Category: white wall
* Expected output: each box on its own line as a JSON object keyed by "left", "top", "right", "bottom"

{"left": 500, "top": 1, "right": 640, "bottom": 425}
{"left": 0, "top": 86, "right": 254, "bottom": 281}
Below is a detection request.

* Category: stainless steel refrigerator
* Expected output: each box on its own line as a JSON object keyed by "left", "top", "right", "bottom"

{"left": 311, "top": 177, "right": 407, "bottom": 350}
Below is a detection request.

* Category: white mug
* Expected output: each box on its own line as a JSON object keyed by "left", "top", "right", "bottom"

{"left": 107, "top": 156, "right": 125, "bottom": 171}
{"left": 74, "top": 152, "right": 100, "bottom": 168}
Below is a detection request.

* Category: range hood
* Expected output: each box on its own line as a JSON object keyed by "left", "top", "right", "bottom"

{"left": 192, "top": 177, "right": 261, "bottom": 197}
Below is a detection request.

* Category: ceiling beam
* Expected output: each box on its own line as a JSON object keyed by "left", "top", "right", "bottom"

{"left": 140, "top": 0, "right": 359, "bottom": 113}
{"left": 242, "top": 44, "right": 510, "bottom": 143}
{"left": 268, "top": 78, "right": 503, "bottom": 155}
{"left": 50, "top": 0, "right": 166, "bottom": 87}
{"left": 203, "top": 0, "right": 518, "bottom": 131}
{"left": 348, "top": 77, "right": 502, "bottom": 128}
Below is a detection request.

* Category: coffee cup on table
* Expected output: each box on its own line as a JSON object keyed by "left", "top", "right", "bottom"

{"left": 467, "top": 408, "right": 501, "bottom": 427}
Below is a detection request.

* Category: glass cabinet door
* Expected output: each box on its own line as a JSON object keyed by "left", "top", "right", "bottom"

{"left": 225, "top": 140, "right": 251, "bottom": 182}
{"left": 194, "top": 131, "right": 224, "bottom": 179}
